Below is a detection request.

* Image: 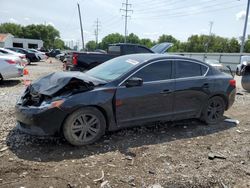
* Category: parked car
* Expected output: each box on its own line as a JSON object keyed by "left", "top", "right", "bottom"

{"left": 236, "top": 56, "right": 250, "bottom": 91}
{"left": 56, "top": 52, "right": 68, "bottom": 62}
{"left": 65, "top": 42, "right": 173, "bottom": 71}
{"left": 15, "top": 54, "right": 236, "bottom": 146}
{"left": 28, "top": 49, "right": 47, "bottom": 60}
{"left": 205, "top": 59, "right": 223, "bottom": 71}
{"left": 46, "top": 49, "right": 61, "bottom": 57}
{"left": 0, "top": 48, "right": 28, "bottom": 66}
{"left": 0, "top": 55, "right": 24, "bottom": 80}
{"left": 7, "top": 47, "right": 40, "bottom": 64}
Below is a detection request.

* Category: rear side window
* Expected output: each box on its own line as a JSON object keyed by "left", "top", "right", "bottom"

{"left": 133, "top": 61, "right": 172, "bottom": 82}
{"left": 175, "top": 61, "right": 207, "bottom": 78}
{"left": 108, "top": 46, "right": 121, "bottom": 55}
{"left": 124, "top": 46, "right": 136, "bottom": 54}
{"left": 137, "top": 46, "right": 152, "bottom": 53}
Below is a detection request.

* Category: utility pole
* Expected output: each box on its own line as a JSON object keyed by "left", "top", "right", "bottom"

{"left": 120, "top": 0, "right": 133, "bottom": 43}
{"left": 77, "top": 3, "right": 85, "bottom": 50}
{"left": 240, "top": 0, "right": 250, "bottom": 53}
{"left": 94, "top": 18, "right": 101, "bottom": 48}
{"left": 206, "top": 21, "right": 214, "bottom": 53}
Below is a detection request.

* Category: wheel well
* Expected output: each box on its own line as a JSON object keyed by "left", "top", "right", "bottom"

{"left": 59, "top": 105, "right": 110, "bottom": 135}
{"left": 210, "top": 94, "right": 228, "bottom": 110}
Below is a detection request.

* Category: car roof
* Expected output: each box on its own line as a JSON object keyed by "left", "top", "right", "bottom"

{"left": 120, "top": 53, "right": 207, "bottom": 65}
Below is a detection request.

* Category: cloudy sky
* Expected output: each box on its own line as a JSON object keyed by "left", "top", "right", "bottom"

{"left": 0, "top": 0, "right": 249, "bottom": 48}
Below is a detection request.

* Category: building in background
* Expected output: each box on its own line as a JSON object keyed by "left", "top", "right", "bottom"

{"left": 0, "top": 33, "right": 43, "bottom": 49}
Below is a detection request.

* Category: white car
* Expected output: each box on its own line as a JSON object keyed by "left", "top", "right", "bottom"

{"left": 0, "top": 48, "right": 28, "bottom": 66}
{"left": 28, "top": 49, "right": 47, "bottom": 60}
{"left": 205, "top": 59, "right": 223, "bottom": 71}
{"left": 0, "top": 55, "right": 24, "bottom": 80}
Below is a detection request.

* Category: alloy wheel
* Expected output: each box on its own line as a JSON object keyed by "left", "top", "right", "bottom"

{"left": 71, "top": 113, "right": 100, "bottom": 143}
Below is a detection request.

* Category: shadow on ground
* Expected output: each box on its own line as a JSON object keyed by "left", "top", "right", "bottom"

{"left": 6, "top": 118, "right": 236, "bottom": 162}
{"left": 0, "top": 80, "right": 21, "bottom": 88}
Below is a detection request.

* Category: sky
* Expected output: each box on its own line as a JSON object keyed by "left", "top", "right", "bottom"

{"left": 0, "top": 0, "right": 249, "bottom": 49}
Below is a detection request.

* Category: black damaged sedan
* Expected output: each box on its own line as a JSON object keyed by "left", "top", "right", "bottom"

{"left": 15, "top": 54, "right": 236, "bottom": 146}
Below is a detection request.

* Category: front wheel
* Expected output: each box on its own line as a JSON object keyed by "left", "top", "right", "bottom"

{"left": 63, "top": 107, "right": 106, "bottom": 146}
{"left": 201, "top": 96, "right": 225, "bottom": 125}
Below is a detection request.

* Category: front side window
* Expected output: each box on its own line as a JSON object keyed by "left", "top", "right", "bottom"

{"left": 175, "top": 61, "right": 207, "bottom": 78}
{"left": 133, "top": 61, "right": 172, "bottom": 82}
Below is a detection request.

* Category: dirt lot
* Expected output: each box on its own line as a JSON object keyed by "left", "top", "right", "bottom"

{"left": 0, "top": 58, "right": 249, "bottom": 188}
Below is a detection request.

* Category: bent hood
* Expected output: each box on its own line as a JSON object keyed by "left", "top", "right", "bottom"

{"left": 30, "top": 71, "right": 106, "bottom": 96}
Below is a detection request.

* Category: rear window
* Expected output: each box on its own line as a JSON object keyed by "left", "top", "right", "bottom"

{"left": 108, "top": 46, "right": 121, "bottom": 55}
{"left": 175, "top": 61, "right": 207, "bottom": 78}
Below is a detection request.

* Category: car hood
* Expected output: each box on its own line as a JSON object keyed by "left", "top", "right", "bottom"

{"left": 30, "top": 71, "right": 107, "bottom": 96}
{"left": 150, "top": 42, "right": 173, "bottom": 54}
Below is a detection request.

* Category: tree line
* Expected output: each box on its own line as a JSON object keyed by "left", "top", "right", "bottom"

{"left": 1, "top": 23, "right": 250, "bottom": 53}
{"left": 87, "top": 33, "right": 250, "bottom": 53}
{"left": 0, "top": 23, "right": 66, "bottom": 49}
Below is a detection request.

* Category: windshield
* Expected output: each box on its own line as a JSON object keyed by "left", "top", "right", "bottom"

{"left": 86, "top": 56, "right": 140, "bottom": 81}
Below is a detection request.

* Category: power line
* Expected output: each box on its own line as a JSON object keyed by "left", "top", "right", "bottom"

{"left": 134, "top": 0, "right": 239, "bottom": 18}
{"left": 120, "top": 0, "right": 133, "bottom": 43}
{"left": 134, "top": 2, "right": 244, "bottom": 20}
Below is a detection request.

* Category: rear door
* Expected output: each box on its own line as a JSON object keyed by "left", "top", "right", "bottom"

{"left": 115, "top": 60, "right": 175, "bottom": 126}
{"left": 173, "top": 60, "right": 210, "bottom": 119}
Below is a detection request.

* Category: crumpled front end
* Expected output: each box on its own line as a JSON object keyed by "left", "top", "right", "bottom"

{"left": 15, "top": 72, "right": 100, "bottom": 136}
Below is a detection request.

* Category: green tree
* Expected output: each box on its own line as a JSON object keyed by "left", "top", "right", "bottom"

{"left": 227, "top": 38, "right": 240, "bottom": 53}
{"left": 158, "top": 34, "right": 178, "bottom": 44}
{"left": 86, "top": 40, "right": 97, "bottom": 51}
{"left": 140, "top": 38, "right": 154, "bottom": 48}
{"left": 0, "top": 23, "right": 23, "bottom": 37}
{"left": 53, "top": 38, "right": 65, "bottom": 49}
{"left": 127, "top": 33, "right": 140, "bottom": 44}
{"left": 0, "top": 23, "right": 61, "bottom": 49}
{"left": 99, "top": 33, "right": 124, "bottom": 50}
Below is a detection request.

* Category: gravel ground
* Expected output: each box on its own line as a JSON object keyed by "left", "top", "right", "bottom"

{"left": 0, "top": 59, "right": 249, "bottom": 188}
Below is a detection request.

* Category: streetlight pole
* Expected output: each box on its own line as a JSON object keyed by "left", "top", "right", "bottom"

{"left": 240, "top": 0, "right": 250, "bottom": 53}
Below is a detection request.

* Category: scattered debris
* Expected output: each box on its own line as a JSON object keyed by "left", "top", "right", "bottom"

{"left": 124, "top": 156, "right": 133, "bottom": 160}
{"left": 224, "top": 119, "right": 240, "bottom": 125}
{"left": 236, "top": 92, "right": 244, "bottom": 95}
{"left": 107, "top": 164, "right": 116, "bottom": 167}
{"left": 208, "top": 153, "right": 226, "bottom": 160}
{"left": 148, "top": 184, "right": 163, "bottom": 188}
{"left": 100, "top": 180, "right": 111, "bottom": 188}
{"left": 148, "top": 170, "right": 155, "bottom": 175}
{"left": 0, "top": 146, "right": 8, "bottom": 152}
{"left": 93, "top": 170, "right": 104, "bottom": 183}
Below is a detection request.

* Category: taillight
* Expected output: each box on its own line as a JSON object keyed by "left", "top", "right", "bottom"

{"left": 6, "top": 60, "right": 16, "bottom": 64}
{"left": 72, "top": 53, "right": 78, "bottom": 65}
{"left": 229, "top": 79, "right": 236, "bottom": 87}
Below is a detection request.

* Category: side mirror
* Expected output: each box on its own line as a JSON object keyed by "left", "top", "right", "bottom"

{"left": 125, "top": 77, "right": 143, "bottom": 88}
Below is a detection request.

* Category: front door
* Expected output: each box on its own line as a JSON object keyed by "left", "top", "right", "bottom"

{"left": 115, "top": 60, "right": 174, "bottom": 127}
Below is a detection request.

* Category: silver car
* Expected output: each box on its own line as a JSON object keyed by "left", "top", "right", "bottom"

{"left": 0, "top": 48, "right": 29, "bottom": 66}
{"left": 0, "top": 55, "right": 24, "bottom": 80}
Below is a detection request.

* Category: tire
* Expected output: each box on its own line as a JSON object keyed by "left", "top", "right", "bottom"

{"left": 242, "top": 74, "right": 250, "bottom": 92}
{"left": 27, "top": 58, "right": 31, "bottom": 65}
{"left": 63, "top": 107, "right": 106, "bottom": 146}
{"left": 201, "top": 96, "right": 225, "bottom": 125}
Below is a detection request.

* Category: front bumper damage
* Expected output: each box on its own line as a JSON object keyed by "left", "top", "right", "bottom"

{"left": 15, "top": 105, "right": 66, "bottom": 136}
{"left": 15, "top": 71, "right": 103, "bottom": 136}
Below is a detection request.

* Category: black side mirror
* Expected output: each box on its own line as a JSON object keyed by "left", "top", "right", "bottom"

{"left": 125, "top": 77, "right": 143, "bottom": 88}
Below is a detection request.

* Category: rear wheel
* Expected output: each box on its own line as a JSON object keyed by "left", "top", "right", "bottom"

{"left": 63, "top": 107, "right": 106, "bottom": 146}
{"left": 201, "top": 96, "right": 225, "bottom": 124}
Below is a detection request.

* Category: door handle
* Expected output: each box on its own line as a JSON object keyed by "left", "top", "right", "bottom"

{"left": 160, "top": 89, "right": 172, "bottom": 94}
{"left": 202, "top": 83, "right": 209, "bottom": 88}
